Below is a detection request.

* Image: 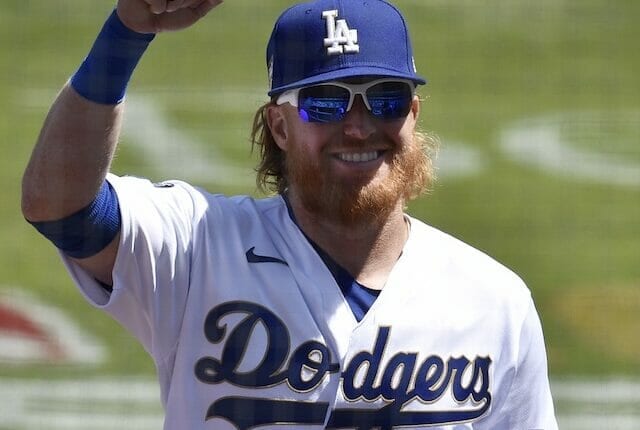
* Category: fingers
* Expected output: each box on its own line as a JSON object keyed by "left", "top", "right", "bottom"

{"left": 153, "top": 0, "right": 223, "bottom": 30}
{"left": 144, "top": 0, "right": 167, "bottom": 15}
{"left": 192, "top": 0, "right": 223, "bottom": 19}
{"left": 144, "top": 0, "right": 220, "bottom": 15}
{"left": 165, "top": 0, "right": 184, "bottom": 13}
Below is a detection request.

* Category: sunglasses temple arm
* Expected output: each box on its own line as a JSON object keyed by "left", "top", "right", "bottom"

{"left": 275, "top": 90, "right": 299, "bottom": 107}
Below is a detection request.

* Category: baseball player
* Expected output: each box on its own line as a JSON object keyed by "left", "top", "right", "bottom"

{"left": 22, "top": 0, "right": 558, "bottom": 428}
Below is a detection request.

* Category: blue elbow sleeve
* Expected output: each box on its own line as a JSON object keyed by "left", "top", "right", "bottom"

{"left": 28, "top": 181, "right": 121, "bottom": 259}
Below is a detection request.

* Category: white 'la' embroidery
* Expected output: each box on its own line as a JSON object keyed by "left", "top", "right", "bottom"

{"left": 322, "top": 9, "right": 359, "bottom": 55}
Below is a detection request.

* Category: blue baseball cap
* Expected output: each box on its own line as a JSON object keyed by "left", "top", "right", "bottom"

{"left": 266, "top": 0, "right": 426, "bottom": 97}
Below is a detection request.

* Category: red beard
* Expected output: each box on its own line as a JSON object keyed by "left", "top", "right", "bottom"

{"left": 285, "top": 134, "right": 428, "bottom": 226}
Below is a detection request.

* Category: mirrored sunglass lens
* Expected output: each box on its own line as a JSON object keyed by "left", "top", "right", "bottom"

{"left": 298, "top": 85, "right": 350, "bottom": 123}
{"left": 366, "top": 82, "right": 413, "bottom": 120}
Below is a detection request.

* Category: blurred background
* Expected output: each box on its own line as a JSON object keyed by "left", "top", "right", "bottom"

{"left": 1, "top": 0, "right": 639, "bottom": 428}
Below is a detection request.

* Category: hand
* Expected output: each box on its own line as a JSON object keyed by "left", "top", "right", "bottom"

{"left": 116, "top": 0, "right": 223, "bottom": 34}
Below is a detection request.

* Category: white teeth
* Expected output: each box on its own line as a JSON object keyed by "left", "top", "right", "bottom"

{"left": 338, "top": 151, "right": 379, "bottom": 163}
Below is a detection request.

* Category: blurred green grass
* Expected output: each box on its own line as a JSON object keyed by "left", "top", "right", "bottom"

{"left": 2, "top": 0, "right": 639, "bottom": 379}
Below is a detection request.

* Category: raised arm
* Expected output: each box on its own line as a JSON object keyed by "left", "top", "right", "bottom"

{"left": 21, "top": 0, "right": 223, "bottom": 284}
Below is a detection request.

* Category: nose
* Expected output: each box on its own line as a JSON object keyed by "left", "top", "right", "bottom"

{"left": 342, "top": 96, "right": 376, "bottom": 140}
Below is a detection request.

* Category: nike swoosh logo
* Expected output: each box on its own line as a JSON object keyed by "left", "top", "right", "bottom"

{"left": 245, "top": 247, "right": 288, "bottom": 266}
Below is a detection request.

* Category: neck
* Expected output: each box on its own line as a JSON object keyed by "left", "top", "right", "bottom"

{"left": 286, "top": 191, "right": 409, "bottom": 290}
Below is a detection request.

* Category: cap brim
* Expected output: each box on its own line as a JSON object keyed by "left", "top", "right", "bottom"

{"left": 268, "top": 66, "right": 427, "bottom": 97}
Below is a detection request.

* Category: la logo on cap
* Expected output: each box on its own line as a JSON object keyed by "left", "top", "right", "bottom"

{"left": 322, "top": 9, "right": 359, "bottom": 55}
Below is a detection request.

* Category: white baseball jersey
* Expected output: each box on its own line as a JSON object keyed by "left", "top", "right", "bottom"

{"left": 61, "top": 174, "right": 558, "bottom": 429}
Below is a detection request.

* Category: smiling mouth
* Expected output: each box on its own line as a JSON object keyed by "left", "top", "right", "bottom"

{"left": 336, "top": 151, "right": 384, "bottom": 163}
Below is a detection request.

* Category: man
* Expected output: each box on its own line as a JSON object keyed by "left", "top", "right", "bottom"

{"left": 22, "top": 0, "right": 558, "bottom": 428}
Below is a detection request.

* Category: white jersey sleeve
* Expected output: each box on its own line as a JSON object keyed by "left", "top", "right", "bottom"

{"left": 60, "top": 173, "right": 206, "bottom": 361}
{"left": 492, "top": 298, "right": 557, "bottom": 429}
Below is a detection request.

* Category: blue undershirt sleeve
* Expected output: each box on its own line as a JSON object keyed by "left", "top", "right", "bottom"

{"left": 27, "top": 181, "right": 121, "bottom": 259}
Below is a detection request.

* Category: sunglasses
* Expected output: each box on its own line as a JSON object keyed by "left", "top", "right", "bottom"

{"left": 275, "top": 78, "right": 416, "bottom": 123}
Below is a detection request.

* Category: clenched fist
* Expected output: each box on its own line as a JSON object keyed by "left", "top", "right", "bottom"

{"left": 116, "top": 0, "right": 223, "bottom": 34}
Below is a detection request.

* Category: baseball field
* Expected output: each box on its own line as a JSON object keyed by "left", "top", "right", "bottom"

{"left": 1, "top": 0, "right": 639, "bottom": 428}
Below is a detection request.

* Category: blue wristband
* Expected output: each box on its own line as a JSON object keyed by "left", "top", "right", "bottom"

{"left": 71, "top": 10, "right": 155, "bottom": 104}
{"left": 28, "top": 181, "right": 121, "bottom": 259}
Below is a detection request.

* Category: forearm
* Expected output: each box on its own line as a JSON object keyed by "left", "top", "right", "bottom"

{"left": 22, "top": 9, "right": 154, "bottom": 222}
{"left": 22, "top": 85, "right": 122, "bottom": 221}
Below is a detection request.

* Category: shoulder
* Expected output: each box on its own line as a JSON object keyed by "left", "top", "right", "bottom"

{"left": 106, "top": 173, "right": 206, "bottom": 208}
{"left": 107, "top": 174, "right": 284, "bottom": 222}
{"left": 406, "top": 216, "right": 531, "bottom": 303}
{"left": 198, "top": 191, "right": 285, "bottom": 224}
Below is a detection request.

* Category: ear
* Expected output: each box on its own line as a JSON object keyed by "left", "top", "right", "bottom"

{"left": 410, "top": 95, "right": 420, "bottom": 121}
{"left": 266, "top": 104, "right": 289, "bottom": 151}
